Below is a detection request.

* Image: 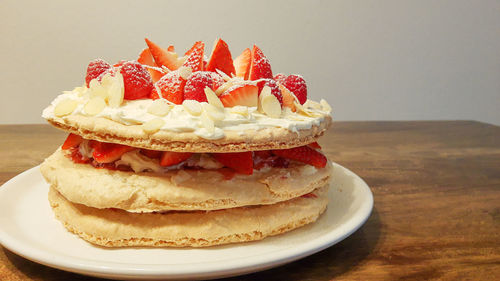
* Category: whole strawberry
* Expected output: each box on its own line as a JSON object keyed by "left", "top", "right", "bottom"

{"left": 120, "top": 61, "right": 154, "bottom": 100}
{"left": 184, "top": 71, "right": 223, "bottom": 102}
{"left": 283, "top": 74, "right": 307, "bottom": 105}
{"left": 85, "top": 59, "right": 112, "bottom": 87}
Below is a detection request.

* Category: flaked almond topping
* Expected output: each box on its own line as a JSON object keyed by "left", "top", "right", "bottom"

{"left": 202, "top": 103, "right": 225, "bottom": 121}
{"left": 200, "top": 109, "right": 215, "bottom": 133}
{"left": 230, "top": 105, "right": 249, "bottom": 116}
{"left": 215, "top": 81, "right": 234, "bottom": 96}
{"left": 142, "top": 118, "right": 165, "bottom": 134}
{"left": 107, "top": 73, "right": 124, "bottom": 108}
{"left": 320, "top": 99, "right": 332, "bottom": 112}
{"left": 182, "top": 100, "right": 202, "bottom": 116}
{"left": 178, "top": 66, "right": 192, "bottom": 80}
{"left": 148, "top": 99, "right": 171, "bottom": 116}
{"left": 54, "top": 99, "right": 78, "bottom": 117}
{"left": 84, "top": 96, "right": 106, "bottom": 116}
{"left": 204, "top": 87, "right": 224, "bottom": 109}
{"left": 89, "top": 79, "right": 107, "bottom": 99}
{"left": 259, "top": 86, "right": 281, "bottom": 118}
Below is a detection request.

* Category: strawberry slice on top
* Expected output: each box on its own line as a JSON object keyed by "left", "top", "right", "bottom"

{"left": 219, "top": 84, "right": 258, "bottom": 107}
{"left": 145, "top": 38, "right": 183, "bottom": 71}
{"left": 151, "top": 70, "right": 186, "bottom": 104}
{"left": 234, "top": 48, "right": 251, "bottom": 80}
{"left": 182, "top": 41, "right": 205, "bottom": 72}
{"left": 138, "top": 48, "right": 167, "bottom": 83}
{"left": 249, "top": 45, "right": 273, "bottom": 80}
{"left": 206, "top": 38, "right": 235, "bottom": 76}
{"left": 212, "top": 151, "right": 253, "bottom": 175}
{"left": 184, "top": 71, "right": 223, "bottom": 102}
{"left": 283, "top": 74, "right": 307, "bottom": 105}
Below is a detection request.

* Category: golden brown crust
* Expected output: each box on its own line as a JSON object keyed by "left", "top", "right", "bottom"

{"left": 46, "top": 114, "right": 332, "bottom": 152}
{"left": 40, "top": 149, "right": 332, "bottom": 212}
{"left": 48, "top": 185, "right": 329, "bottom": 247}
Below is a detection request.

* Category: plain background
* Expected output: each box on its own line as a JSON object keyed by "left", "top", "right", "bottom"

{"left": 1, "top": 0, "right": 499, "bottom": 125}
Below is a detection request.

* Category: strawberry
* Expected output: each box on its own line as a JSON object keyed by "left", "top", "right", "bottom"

{"left": 283, "top": 74, "right": 307, "bottom": 105}
{"left": 212, "top": 151, "right": 253, "bottom": 175}
{"left": 145, "top": 38, "right": 183, "bottom": 70}
{"left": 206, "top": 39, "right": 235, "bottom": 76}
{"left": 92, "top": 142, "right": 134, "bottom": 163}
{"left": 308, "top": 142, "right": 321, "bottom": 149}
{"left": 249, "top": 45, "right": 273, "bottom": 80}
{"left": 61, "top": 133, "right": 83, "bottom": 150}
{"left": 85, "top": 59, "right": 112, "bottom": 87}
{"left": 257, "top": 79, "right": 283, "bottom": 106}
{"left": 219, "top": 84, "right": 258, "bottom": 107}
{"left": 120, "top": 61, "right": 154, "bottom": 100}
{"left": 272, "top": 145, "right": 327, "bottom": 168}
{"left": 182, "top": 41, "right": 204, "bottom": 72}
{"left": 160, "top": 151, "right": 193, "bottom": 167}
{"left": 274, "top": 73, "right": 287, "bottom": 84}
{"left": 234, "top": 48, "right": 251, "bottom": 79}
{"left": 138, "top": 48, "right": 167, "bottom": 82}
{"left": 140, "top": 149, "right": 162, "bottom": 159}
{"left": 278, "top": 83, "right": 296, "bottom": 111}
{"left": 167, "top": 45, "right": 175, "bottom": 52}
{"left": 68, "top": 147, "right": 90, "bottom": 164}
{"left": 184, "top": 71, "right": 223, "bottom": 102}
{"left": 113, "top": 60, "right": 127, "bottom": 67}
{"left": 253, "top": 150, "right": 289, "bottom": 170}
{"left": 151, "top": 70, "right": 186, "bottom": 104}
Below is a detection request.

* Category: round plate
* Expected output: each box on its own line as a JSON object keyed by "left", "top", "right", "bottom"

{"left": 0, "top": 162, "right": 373, "bottom": 280}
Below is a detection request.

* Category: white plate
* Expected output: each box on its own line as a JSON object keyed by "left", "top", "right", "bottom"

{"left": 0, "top": 162, "right": 373, "bottom": 280}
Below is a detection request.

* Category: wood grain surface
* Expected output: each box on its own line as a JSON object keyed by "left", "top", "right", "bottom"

{"left": 0, "top": 121, "right": 499, "bottom": 281}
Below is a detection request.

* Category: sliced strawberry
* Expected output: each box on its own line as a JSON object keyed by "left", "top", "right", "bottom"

{"left": 182, "top": 41, "right": 204, "bottom": 72}
{"left": 92, "top": 142, "right": 134, "bottom": 163}
{"left": 274, "top": 73, "right": 287, "bottom": 85}
{"left": 308, "top": 142, "right": 321, "bottom": 149}
{"left": 253, "top": 150, "right": 289, "bottom": 170}
{"left": 151, "top": 70, "right": 186, "bottom": 104}
{"left": 160, "top": 151, "right": 193, "bottom": 167}
{"left": 206, "top": 39, "right": 235, "bottom": 76}
{"left": 283, "top": 74, "right": 307, "bottom": 105}
{"left": 219, "top": 84, "right": 258, "bottom": 107}
{"left": 138, "top": 48, "right": 167, "bottom": 82}
{"left": 278, "top": 83, "right": 297, "bottom": 112}
{"left": 120, "top": 61, "right": 154, "bottom": 100}
{"left": 212, "top": 151, "right": 253, "bottom": 175}
{"left": 234, "top": 48, "right": 251, "bottom": 79}
{"left": 68, "top": 147, "right": 90, "bottom": 164}
{"left": 257, "top": 79, "right": 283, "bottom": 106}
{"left": 140, "top": 149, "right": 162, "bottom": 159}
{"left": 61, "top": 133, "right": 83, "bottom": 150}
{"left": 145, "top": 38, "right": 182, "bottom": 70}
{"left": 85, "top": 59, "right": 112, "bottom": 87}
{"left": 272, "top": 146, "right": 327, "bottom": 168}
{"left": 167, "top": 45, "right": 175, "bottom": 52}
{"left": 249, "top": 45, "right": 273, "bottom": 80}
{"left": 184, "top": 71, "right": 223, "bottom": 102}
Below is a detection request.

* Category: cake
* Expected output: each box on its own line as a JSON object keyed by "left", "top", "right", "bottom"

{"left": 40, "top": 38, "right": 333, "bottom": 247}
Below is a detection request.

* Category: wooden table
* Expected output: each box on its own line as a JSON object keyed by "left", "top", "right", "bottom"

{"left": 0, "top": 121, "right": 499, "bottom": 280}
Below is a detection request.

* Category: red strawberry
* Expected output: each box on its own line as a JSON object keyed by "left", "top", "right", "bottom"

{"left": 212, "top": 151, "right": 253, "bottom": 175}
{"left": 249, "top": 45, "right": 273, "bottom": 80}
{"left": 167, "top": 45, "right": 175, "bottom": 52}
{"left": 145, "top": 38, "right": 182, "bottom": 70}
{"left": 234, "top": 48, "right": 251, "bottom": 79}
{"left": 272, "top": 146, "right": 327, "bottom": 168}
{"left": 138, "top": 48, "right": 167, "bottom": 82}
{"left": 206, "top": 39, "right": 235, "bottom": 76}
{"left": 308, "top": 142, "right": 321, "bottom": 149}
{"left": 85, "top": 59, "right": 112, "bottom": 87}
{"left": 120, "top": 61, "right": 154, "bottom": 100}
{"left": 68, "top": 147, "right": 90, "bottom": 164}
{"left": 151, "top": 70, "right": 186, "bottom": 104}
{"left": 160, "top": 151, "right": 193, "bottom": 167}
{"left": 257, "top": 79, "right": 283, "bottom": 106}
{"left": 113, "top": 60, "right": 127, "bottom": 67}
{"left": 182, "top": 41, "right": 204, "bottom": 72}
{"left": 140, "top": 149, "right": 162, "bottom": 159}
{"left": 92, "top": 142, "right": 134, "bottom": 163}
{"left": 274, "top": 73, "right": 287, "bottom": 84}
{"left": 278, "top": 83, "right": 297, "bottom": 112}
{"left": 219, "top": 84, "right": 258, "bottom": 107}
{"left": 61, "top": 133, "right": 83, "bottom": 150}
{"left": 184, "top": 71, "right": 223, "bottom": 102}
{"left": 283, "top": 74, "right": 307, "bottom": 105}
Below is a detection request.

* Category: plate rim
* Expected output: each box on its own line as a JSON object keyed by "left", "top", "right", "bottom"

{"left": 0, "top": 163, "right": 373, "bottom": 279}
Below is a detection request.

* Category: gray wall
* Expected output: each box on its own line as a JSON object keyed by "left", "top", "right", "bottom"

{"left": 1, "top": 0, "right": 499, "bottom": 125}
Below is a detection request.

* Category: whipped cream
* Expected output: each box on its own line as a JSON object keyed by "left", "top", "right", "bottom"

{"left": 43, "top": 88, "right": 332, "bottom": 140}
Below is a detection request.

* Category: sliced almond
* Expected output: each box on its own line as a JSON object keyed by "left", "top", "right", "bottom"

{"left": 258, "top": 86, "right": 272, "bottom": 113}
{"left": 107, "top": 73, "right": 124, "bottom": 107}
{"left": 216, "top": 69, "right": 232, "bottom": 81}
{"left": 204, "top": 87, "right": 224, "bottom": 109}
{"left": 54, "top": 99, "right": 78, "bottom": 117}
{"left": 200, "top": 110, "right": 215, "bottom": 133}
{"left": 320, "top": 99, "right": 332, "bottom": 112}
{"left": 148, "top": 99, "right": 171, "bottom": 116}
{"left": 202, "top": 103, "right": 225, "bottom": 121}
{"left": 89, "top": 79, "right": 107, "bottom": 99}
{"left": 182, "top": 100, "right": 202, "bottom": 116}
{"left": 215, "top": 81, "right": 233, "bottom": 96}
{"left": 84, "top": 96, "right": 106, "bottom": 116}
{"left": 142, "top": 118, "right": 165, "bottom": 134}
{"left": 230, "top": 105, "right": 249, "bottom": 117}
{"left": 178, "top": 66, "right": 192, "bottom": 80}
{"left": 261, "top": 93, "right": 282, "bottom": 118}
